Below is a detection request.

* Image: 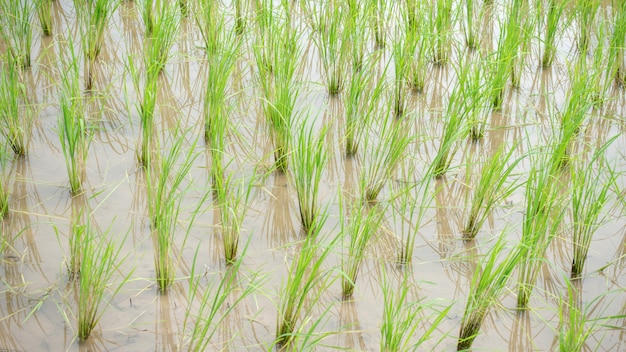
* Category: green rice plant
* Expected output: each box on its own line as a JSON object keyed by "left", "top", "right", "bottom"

{"left": 145, "top": 0, "right": 180, "bottom": 75}
{"left": 341, "top": 202, "right": 384, "bottom": 298}
{"left": 460, "top": 59, "right": 488, "bottom": 140}
{"left": 540, "top": 0, "right": 567, "bottom": 68}
{"left": 0, "top": 55, "right": 30, "bottom": 156}
{"left": 407, "top": 4, "right": 430, "bottom": 92}
{"left": 574, "top": 0, "right": 601, "bottom": 53}
{"left": 457, "top": 232, "right": 523, "bottom": 350}
{"left": 76, "top": 217, "right": 131, "bottom": 340}
{"left": 291, "top": 119, "right": 327, "bottom": 233}
{"left": 276, "top": 211, "right": 338, "bottom": 347}
{"left": 392, "top": 160, "right": 434, "bottom": 263}
{"left": 146, "top": 130, "right": 198, "bottom": 291}
{"left": 362, "top": 108, "right": 412, "bottom": 201}
{"left": 510, "top": 1, "right": 535, "bottom": 88}
{"left": 58, "top": 37, "right": 90, "bottom": 195}
{"left": 463, "top": 145, "right": 522, "bottom": 239}
{"left": 368, "top": 0, "right": 388, "bottom": 48}
{"left": 73, "top": 0, "right": 119, "bottom": 62}
{"left": 463, "top": 0, "right": 479, "bottom": 49}
{"left": 431, "top": 0, "right": 453, "bottom": 64}
{"left": 35, "top": 0, "right": 52, "bottom": 36}
{"left": 68, "top": 203, "right": 86, "bottom": 279}
{"left": 570, "top": 140, "right": 617, "bottom": 278}
{"left": 216, "top": 172, "right": 256, "bottom": 265}
{"left": 254, "top": 8, "right": 300, "bottom": 172}
{"left": 344, "top": 55, "right": 384, "bottom": 156}
{"left": 195, "top": 0, "right": 220, "bottom": 55}
{"left": 314, "top": 1, "right": 350, "bottom": 95}
{"left": 380, "top": 268, "right": 451, "bottom": 351}
{"left": 607, "top": 0, "right": 626, "bottom": 86}
{"left": 391, "top": 22, "right": 415, "bottom": 117}
{"left": 345, "top": 0, "right": 367, "bottom": 72}
{"left": 0, "top": 0, "right": 33, "bottom": 68}
{"left": 516, "top": 151, "right": 567, "bottom": 309}
{"left": 183, "top": 243, "right": 266, "bottom": 351}
{"left": 0, "top": 147, "right": 9, "bottom": 218}
{"left": 432, "top": 74, "right": 468, "bottom": 179}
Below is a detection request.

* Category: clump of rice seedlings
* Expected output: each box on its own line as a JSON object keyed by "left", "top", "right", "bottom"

{"left": 463, "top": 144, "right": 522, "bottom": 239}
{"left": 380, "top": 268, "right": 451, "bottom": 351}
{"left": 313, "top": 1, "right": 350, "bottom": 95}
{"left": 457, "top": 232, "right": 523, "bottom": 350}
{"left": 407, "top": 4, "right": 430, "bottom": 92}
{"left": 431, "top": 0, "right": 453, "bottom": 64}
{"left": 0, "top": 0, "right": 33, "bottom": 68}
{"left": 254, "top": 6, "right": 300, "bottom": 172}
{"left": 146, "top": 1, "right": 180, "bottom": 75}
{"left": 0, "top": 55, "right": 30, "bottom": 156}
{"left": 463, "top": 0, "right": 479, "bottom": 49}
{"left": 68, "top": 203, "right": 86, "bottom": 278}
{"left": 391, "top": 22, "right": 415, "bottom": 118}
{"left": 146, "top": 130, "right": 198, "bottom": 291}
{"left": 73, "top": 0, "right": 119, "bottom": 89}
{"left": 608, "top": 0, "right": 626, "bottom": 85}
{"left": 460, "top": 59, "right": 488, "bottom": 140}
{"left": 573, "top": 0, "right": 601, "bottom": 53}
{"left": 362, "top": 108, "right": 412, "bottom": 201}
{"left": 233, "top": 0, "right": 246, "bottom": 33}
{"left": 341, "top": 202, "right": 384, "bottom": 298}
{"left": 392, "top": 171, "right": 433, "bottom": 264}
{"left": 510, "top": 1, "right": 535, "bottom": 88}
{"left": 344, "top": 55, "right": 384, "bottom": 156}
{"left": 558, "top": 280, "right": 589, "bottom": 352}
{"left": 539, "top": 0, "right": 567, "bottom": 68}
{"left": 570, "top": 141, "right": 617, "bottom": 278}
{"left": 291, "top": 118, "right": 327, "bottom": 232}
{"left": 76, "top": 217, "right": 131, "bottom": 340}
{"left": 195, "top": 0, "right": 220, "bottom": 55}
{"left": 217, "top": 172, "right": 255, "bottom": 265}
{"left": 0, "top": 148, "right": 9, "bottom": 218}
{"left": 516, "top": 151, "right": 567, "bottom": 309}
{"left": 345, "top": 0, "right": 367, "bottom": 72}
{"left": 183, "top": 244, "right": 265, "bottom": 351}
{"left": 432, "top": 73, "right": 468, "bottom": 179}
{"left": 35, "top": 0, "right": 52, "bottom": 36}
{"left": 277, "top": 211, "right": 337, "bottom": 347}
{"left": 368, "top": 0, "right": 388, "bottom": 48}
{"left": 58, "top": 37, "right": 90, "bottom": 195}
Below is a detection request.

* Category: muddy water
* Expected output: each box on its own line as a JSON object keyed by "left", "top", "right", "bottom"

{"left": 1, "top": 1, "right": 626, "bottom": 351}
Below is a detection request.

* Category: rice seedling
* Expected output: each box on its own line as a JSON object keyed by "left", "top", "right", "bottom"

{"left": 362, "top": 108, "right": 412, "bottom": 202}
{"left": 276, "top": 211, "right": 338, "bottom": 347}
{"left": 76, "top": 217, "right": 131, "bottom": 340}
{"left": 0, "top": 148, "right": 8, "bottom": 218}
{"left": 195, "top": 0, "right": 220, "bottom": 55}
{"left": 0, "top": 0, "right": 33, "bottom": 68}
{"left": 516, "top": 150, "right": 567, "bottom": 309}
{"left": 539, "top": 0, "right": 567, "bottom": 68}
{"left": 58, "top": 37, "right": 91, "bottom": 195}
{"left": 35, "top": 0, "right": 52, "bottom": 36}
{"left": 407, "top": 5, "right": 430, "bottom": 92}
{"left": 459, "top": 59, "right": 488, "bottom": 140}
{"left": 345, "top": 0, "right": 367, "bottom": 72}
{"left": 68, "top": 202, "right": 86, "bottom": 279}
{"left": 314, "top": 0, "right": 350, "bottom": 95}
{"left": 510, "top": 1, "right": 535, "bottom": 88}
{"left": 391, "top": 22, "right": 415, "bottom": 118}
{"left": 254, "top": 6, "right": 300, "bottom": 172}
{"left": 463, "top": 0, "right": 479, "bottom": 49}
{"left": 73, "top": 0, "right": 119, "bottom": 62}
{"left": 291, "top": 118, "right": 327, "bottom": 233}
{"left": 145, "top": 0, "right": 180, "bottom": 75}
{"left": 341, "top": 201, "right": 384, "bottom": 298}
{"left": 463, "top": 144, "right": 522, "bottom": 239}
{"left": 146, "top": 130, "right": 198, "bottom": 291}
{"left": 432, "top": 71, "right": 469, "bottom": 178}
{"left": 0, "top": 55, "right": 30, "bottom": 156}
{"left": 380, "top": 268, "right": 451, "bottom": 351}
{"left": 457, "top": 232, "right": 523, "bottom": 350}
{"left": 570, "top": 139, "right": 617, "bottom": 278}
{"left": 217, "top": 172, "right": 256, "bottom": 265}
{"left": 607, "top": 0, "right": 626, "bottom": 86}
{"left": 573, "top": 0, "right": 601, "bottom": 53}
{"left": 368, "top": 0, "right": 388, "bottom": 48}
{"left": 344, "top": 55, "right": 384, "bottom": 156}
{"left": 182, "top": 242, "right": 266, "bottom": 351}
{"left": 431, "top": 0, "right": 453, "bottom": 64}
